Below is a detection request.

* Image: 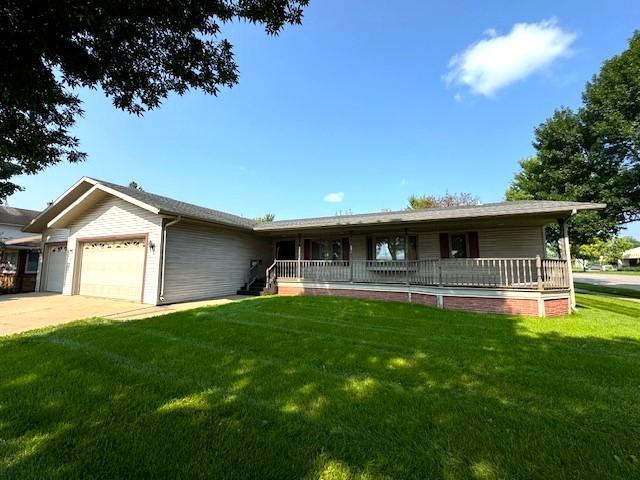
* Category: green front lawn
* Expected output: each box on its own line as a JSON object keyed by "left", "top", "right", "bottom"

{"left": 1, "top": 294, "right": 639, "bottom": 479}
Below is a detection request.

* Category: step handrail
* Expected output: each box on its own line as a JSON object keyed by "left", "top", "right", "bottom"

{"left": 246, "top": 260, "right": 262, "bottom": 290}
{"left": 265, "top": 260, "right": 278, "bottom": 293}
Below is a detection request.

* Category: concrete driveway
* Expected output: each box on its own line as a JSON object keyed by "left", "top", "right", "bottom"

{"left": 0, "top": 292, "right": 247, "bottom": 336}
{"left": 573, "top": 272, "right": 640, "bottom": 291}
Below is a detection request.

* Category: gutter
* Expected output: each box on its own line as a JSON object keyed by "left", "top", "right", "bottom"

{"left": 159, "top": 215, "right": 181, "bottom": 302}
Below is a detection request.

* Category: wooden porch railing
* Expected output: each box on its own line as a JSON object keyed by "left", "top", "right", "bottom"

{"left": 273, "top": 257, "right": 569, "bottom": 290}
{"left": 0, "top": 272, "right": 16, "bottom": 290}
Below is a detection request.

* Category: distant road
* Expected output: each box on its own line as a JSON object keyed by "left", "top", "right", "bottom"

{"left": 573, "top": 273, "right": 640, "bottom": 292}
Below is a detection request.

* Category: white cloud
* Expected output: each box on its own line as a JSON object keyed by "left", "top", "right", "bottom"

{"left": 400, "top": 178, "right": 408, "bottom": 186}
{"left": 444, "top": 19, "right": 576, "bottom": 96}
{"left": 323, "top": 192, "right": 344, "bottom": 203}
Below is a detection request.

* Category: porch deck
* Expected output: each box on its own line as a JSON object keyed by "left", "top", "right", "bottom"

{"left": 270, "top": 257, "right": 570, "bottom": 291}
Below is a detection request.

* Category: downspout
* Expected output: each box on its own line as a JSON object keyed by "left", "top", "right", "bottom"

{"left": 159, "top": 215, "right": 181, "bottom": 302}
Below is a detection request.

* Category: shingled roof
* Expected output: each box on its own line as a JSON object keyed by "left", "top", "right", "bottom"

{"left": 0, "top": 206, "right": 40, "bottom": 227}
{"left": 23, "top": 177, "right": 606, "bottom": 234}
{"left": 95, "top": 179, "right": 256, "bottom": 230}
{"left": 253, "top": 200, "right": 606, "bottom": 231}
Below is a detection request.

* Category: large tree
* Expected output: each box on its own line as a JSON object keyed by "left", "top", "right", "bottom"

{"left": 407, "top": 192, "right": 480, "bottom": 210}
{"left": 506, "top": 31, "right": 640, "bottom": 247}
{"left": 0, "top": 0, "right": 308, "bottom": 199}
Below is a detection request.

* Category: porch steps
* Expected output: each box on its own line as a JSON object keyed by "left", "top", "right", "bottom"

{"left": 237, "top": 278, "right": 268, "bottom": 296}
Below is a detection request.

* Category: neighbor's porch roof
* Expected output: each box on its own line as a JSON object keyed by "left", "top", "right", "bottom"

{"left": 1, "top": 235, "right": 41, "bottom": 250}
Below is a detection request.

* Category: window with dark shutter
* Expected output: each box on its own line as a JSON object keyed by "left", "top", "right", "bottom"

{"left": 303, "top": 239, "right": 311, "bottom": 260}
{"left": 468, "top": 232, "right": 479, "bottom": 258}
{"left": 439, "top": 233, "right": 450, "bottom": 258}
{"left": 408, "top": 235, "right": 418, "bottom": 260}
{"left": 342, "top": 237, "right": 350, "bottom": 260}
{"left": 366, "top": 237, "right": 374, "bottom": 260}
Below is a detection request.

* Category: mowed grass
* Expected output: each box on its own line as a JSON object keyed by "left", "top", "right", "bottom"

{"left": 575, "top": 281, "right": 640, "bottom": 299}
{"left": 1, "top": 294, "right": 639, "bottom": 479}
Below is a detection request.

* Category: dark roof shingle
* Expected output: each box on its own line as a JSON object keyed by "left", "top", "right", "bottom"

{"left": 0, "top": 206, "right": 40, "bottom": 227}
{"left": 95, "top": 179, "right": 256, "bottom": 230}
{"left": 253, "top": 200, "right": 606, "bottom": 231}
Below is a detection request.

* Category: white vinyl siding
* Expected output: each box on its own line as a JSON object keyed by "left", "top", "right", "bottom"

{"left": 418, "top": 228, "right": 544, "bottom": 258}
{"left": 418, "top": 232, "right": 441, "bottom": 258}
{"left": 43, "top": 228, "right": 69, "bottom": 243}
{"left": 339, "top": 228, "right": 545, "bottom": 261}
{"left": 351, "top": 234, "right": 367, "bottom": 260}
{"left": 162, "top": 222, "right": 272, "bottom": 304}
{"left": 477, "top": 227, "right": 545, "bottom": 258}
{"left": 62, "top": 196, "right": 162, "bottom": 304}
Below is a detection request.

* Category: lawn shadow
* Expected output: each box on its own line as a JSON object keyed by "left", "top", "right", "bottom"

{"left": 1, "top": 295, "right": 639, "bottom": 479}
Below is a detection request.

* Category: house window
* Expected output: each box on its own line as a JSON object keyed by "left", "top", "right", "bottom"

{"left": 311, "top": 239, "right": 343, "bottom": 260}
{"left": 25, "top": 252, "right": 39, "bottom": 274}
{"left": 450, "top": 234, "right": 467, "bottom": 258}
{"left": 439, "top": 232, "right": 479, "bottom": 258}
{"left": 369, "top": 235, "right": 417, "bottom": 260}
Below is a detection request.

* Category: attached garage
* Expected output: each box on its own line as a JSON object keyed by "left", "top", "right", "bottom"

{"left": 77, "top": 237, "right": 147, "bottom": 302}
{"left": 25, "top": 177, "right": 272, "bottom": 305}
{"left": 42, "top": 243, "right": 67, "bottom": 292}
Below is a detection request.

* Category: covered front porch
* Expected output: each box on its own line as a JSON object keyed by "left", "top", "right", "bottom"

{"left": 255, "top": 212, "right": 578, "bottom": 317}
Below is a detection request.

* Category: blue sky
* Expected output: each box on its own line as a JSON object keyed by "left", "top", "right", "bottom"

{"left": 7, "top": 0, "right": 640, "bottom": 236}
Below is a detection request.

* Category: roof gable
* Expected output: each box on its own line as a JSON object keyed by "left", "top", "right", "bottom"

{"left": 24, "top": 177, "right": 256, "bottom": 232}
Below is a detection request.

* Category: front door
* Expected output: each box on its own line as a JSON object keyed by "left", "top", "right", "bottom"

{"left": 275, "top": 240, "right": 296, "bottom": 260}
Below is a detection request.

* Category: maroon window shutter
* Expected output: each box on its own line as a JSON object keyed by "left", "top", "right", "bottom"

{"left": 409, "top": 235, "right": 418, "bottom": 260}
{"left": 366, "top": 237, "right": 374, "bottom": 260}
{"left": 468, "top": 232, "right": 479, "bottom": 258}
{"left": 341, "top": 237, "right": 350, "bottom": 260}
{"left": 303, "top": 239, "right": 311, "bottom": 260}
{"left": 439, "top": 233, "right": 450, "bottom": 258}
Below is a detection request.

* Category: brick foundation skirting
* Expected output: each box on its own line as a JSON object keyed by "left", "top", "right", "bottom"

{"left": 544, "top": 298, "right": 571, "bottom": 317}
{"left": 443, "top": 295, "right": 539, "bottom": 316}
{"left": 277, "top": 285, "right": 571, "bottom": 317}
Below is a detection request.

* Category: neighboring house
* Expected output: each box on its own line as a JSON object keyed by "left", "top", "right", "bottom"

{"left": 622, "top": 247, "right": 640, "bottom": 267}
{"left": 24, "top": 177, "right": 604, "bottom": 317}
{"left": 0, "top": 206, "right": 41, "bottom": 292}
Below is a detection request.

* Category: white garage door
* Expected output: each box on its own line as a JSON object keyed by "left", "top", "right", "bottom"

{"left": 43, "top": 244, "right": 67, "bottom": 292}
{"left": 78, "top": 238, "right": 146, "bottom": 302}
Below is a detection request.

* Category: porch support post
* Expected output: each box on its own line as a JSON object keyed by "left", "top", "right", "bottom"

{"left": 297, "top": 233, "right": 302, "bottom": 279}
{"left": 349, "top": 230, "right": 353, "bottom": 283}
{"left": 404, "top": 228, "right": 409, "bottom": 286}
{"left": 536, "top": 255, "right": 543, "bottom": 291}
{"left": 558, "top": 217, "right": 576, "bottom": 310}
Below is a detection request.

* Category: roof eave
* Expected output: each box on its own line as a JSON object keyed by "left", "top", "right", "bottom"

{"left": 157, "top": 210, "right": 255, "bottom": 231}
{"left": 253, "top": 203, "right": 608, "bottom": 232}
